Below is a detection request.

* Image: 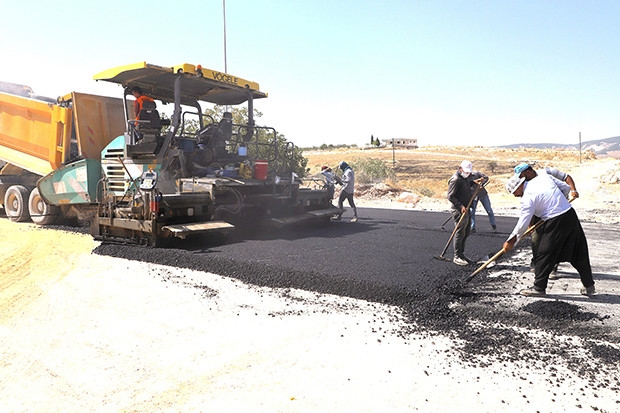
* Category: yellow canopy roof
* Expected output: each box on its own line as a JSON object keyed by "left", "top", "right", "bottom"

{"left": 93, "top": 62, "right": 267, "bottom": 106}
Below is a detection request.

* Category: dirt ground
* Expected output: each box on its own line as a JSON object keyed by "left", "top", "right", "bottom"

{"left": 1, "top": 147, "right": 619, "bottom": 412}
{"left": 304, "top": 145, "right": 599, "bottom": 197}
{"left": 306, "top": 146, "right": 620, "bottom": 224}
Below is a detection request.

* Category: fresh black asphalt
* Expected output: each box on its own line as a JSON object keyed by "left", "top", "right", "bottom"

{"left": 94, "top": 208, "right": 620, "bottom": 395}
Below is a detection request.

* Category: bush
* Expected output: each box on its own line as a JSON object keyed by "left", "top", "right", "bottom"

{"left": 416, "top": 187, "right": 435, "bottom": 197}
{"left": 351, "top": 158, "right": 395, "bottom": 184}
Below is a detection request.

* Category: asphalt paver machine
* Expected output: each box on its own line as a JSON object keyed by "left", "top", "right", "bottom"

{"left": 38, "top": 62, "right": 340, "bottom": 245}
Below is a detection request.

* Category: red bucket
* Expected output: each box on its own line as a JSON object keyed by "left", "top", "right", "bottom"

{"left": 254, "top": 160, "right": 268, "bottom": 180}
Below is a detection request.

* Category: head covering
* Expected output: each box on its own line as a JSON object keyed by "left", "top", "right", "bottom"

{"left": 338, "top": 161, "right": 349, "bottom": 171}
{"left": 321, "top": 165, "right": 328, "bottom": 171}
{"left": 514, "top": 163, "right": 531, "bottom": 175}
{"left": 506, "top": 175, "right": 526, "bottom": 194}
{"left": 460, "top": 160, "right": 473, "bottom": 173}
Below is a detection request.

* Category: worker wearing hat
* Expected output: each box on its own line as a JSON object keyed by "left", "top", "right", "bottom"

{"left": 514, "top": 162, "right": 579, "bottom": 273}
{"left": 333, "top": 161, "right": 358, "bottom": 222}
{"left": 503, "top": 173, "right": 595, "bottom": 297}
{"left": 514, "top": 162, "right": 578, "bottom": 199}
{"left": 447, "top": 160, "right": 475, "bottom": 266}
{"left": 320, "top": 165, "right": 339, "bottom": 203}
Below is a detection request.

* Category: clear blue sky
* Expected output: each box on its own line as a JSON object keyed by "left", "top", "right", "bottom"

{"left": 2, "top": 0, "right": 619, "bottom": 148}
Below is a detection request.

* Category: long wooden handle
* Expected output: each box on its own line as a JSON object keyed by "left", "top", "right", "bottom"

{"left": 466, "top": 198, "right": 574, "bottom": 282}
{"left": 465, "top": 249, "right": 504, "bottom": 282}
{"left": 439, "top": 212, "right": 465, "bottom": 257}
{"left": 440, "top": 185, "right": 483, "bottom": 258}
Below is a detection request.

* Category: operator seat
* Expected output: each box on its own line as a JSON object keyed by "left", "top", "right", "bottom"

{"left": 136, "top": 100, "right": 162, "bottom": 142}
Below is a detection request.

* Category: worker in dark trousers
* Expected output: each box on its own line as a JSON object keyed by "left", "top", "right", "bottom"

{"left": 334, "top": 161, "right": 358, "bottom": 222}
{"left": 447, "top": 160, "right": 475, "bottom": 266}
{"left": 503, "top": 174, "right": 595, "bottom": 297}
{"left": 320, "top": 166, "right": 339, "bottom": 204}
{"left": 514, "top": 162, "right": 578, "bottom": 274}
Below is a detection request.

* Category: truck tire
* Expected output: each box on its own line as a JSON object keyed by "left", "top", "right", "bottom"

{"left": 28, "top": 187, "right": 59, "bottom": 225}
{"left": 4, "top": 185, "right": 31, "bottom": 222}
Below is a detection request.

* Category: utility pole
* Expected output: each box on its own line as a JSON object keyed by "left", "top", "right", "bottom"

{"left": 223, "top": 0, "right": 230, "bottom": 113}
{"left": 392, "top": 138, "right": 395, "bottom": 166}
{"left": 223, "top": 0, "right": 228, "bottom": 74}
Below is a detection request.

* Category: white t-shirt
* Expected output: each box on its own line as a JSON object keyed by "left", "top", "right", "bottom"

{"left": 321, "top": 170, "right": 336, "bottom": 186}
{"left": 508, "top": 173, "right": 572, "bottom": 242}
{"left": 537, "top": 168, "right": 571, "bottom": 198}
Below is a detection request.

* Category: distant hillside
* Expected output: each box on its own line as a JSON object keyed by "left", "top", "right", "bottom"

{"left": 502, "top": 136, "right": 620, "bottom": 158}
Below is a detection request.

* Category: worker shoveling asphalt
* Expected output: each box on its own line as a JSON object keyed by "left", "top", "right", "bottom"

{"left": 466, "top": 174, "right": 580, "bottom": 288}
{"left": 435, "top": 161, "right": 482, "bottom": 263}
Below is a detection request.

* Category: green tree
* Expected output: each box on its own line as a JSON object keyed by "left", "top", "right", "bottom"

{"left": 202, "top": 105, "right": 308, "bottom": 177}
{"left": 370, "top": 135, "right": 375, "bottom": 145}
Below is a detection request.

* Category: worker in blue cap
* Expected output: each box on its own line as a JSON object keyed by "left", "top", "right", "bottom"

{"left": 503, "top": 173, "right": 594, "bottom": 297}
{"left": 514, "top": 162, "right": 579, "bottom": 275}
{"left": 514, "top": 162, "right": 578, "bottom": 200}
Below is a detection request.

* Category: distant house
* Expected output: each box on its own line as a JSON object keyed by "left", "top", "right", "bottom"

{"left": 382, "top": 138, "right": 418, "bottom": 149}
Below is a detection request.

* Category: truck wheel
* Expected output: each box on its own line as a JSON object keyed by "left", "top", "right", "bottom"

{"left": 28, "top": 188, "right": 59, "bottom": 225}
{"left": 4, "top": 185, "right": 31, "bottom": 222}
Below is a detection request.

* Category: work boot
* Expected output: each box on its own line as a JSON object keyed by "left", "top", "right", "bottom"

{"left": 453, "top": 256, "right": 468, "bottom": 266}
{"left": 581, "top": 285, "right": 596, "bottom": 297}
{"left": 520, "top": 286, "right": 546, "bottom": 297}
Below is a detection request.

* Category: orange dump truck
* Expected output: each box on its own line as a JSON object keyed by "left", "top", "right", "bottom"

{"left": 0, "top": 81, "right": 124, "bottom": 224}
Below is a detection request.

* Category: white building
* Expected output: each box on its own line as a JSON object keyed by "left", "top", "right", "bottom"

{"left": 381, "top": 138, "right": 418, "bottom": 149}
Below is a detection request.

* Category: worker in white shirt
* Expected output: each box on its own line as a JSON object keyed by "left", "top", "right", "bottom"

{"left": 320, "top": 165, "right": 340, "bottom": 203}
{"left": 514, "top": 162, "right": 579, "bottom": 273}
{"left": 503, "top": 174, "right": 595, "bottom": 297}
{"left": 334, "top": 161, "right": 358, "bottom": 222}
